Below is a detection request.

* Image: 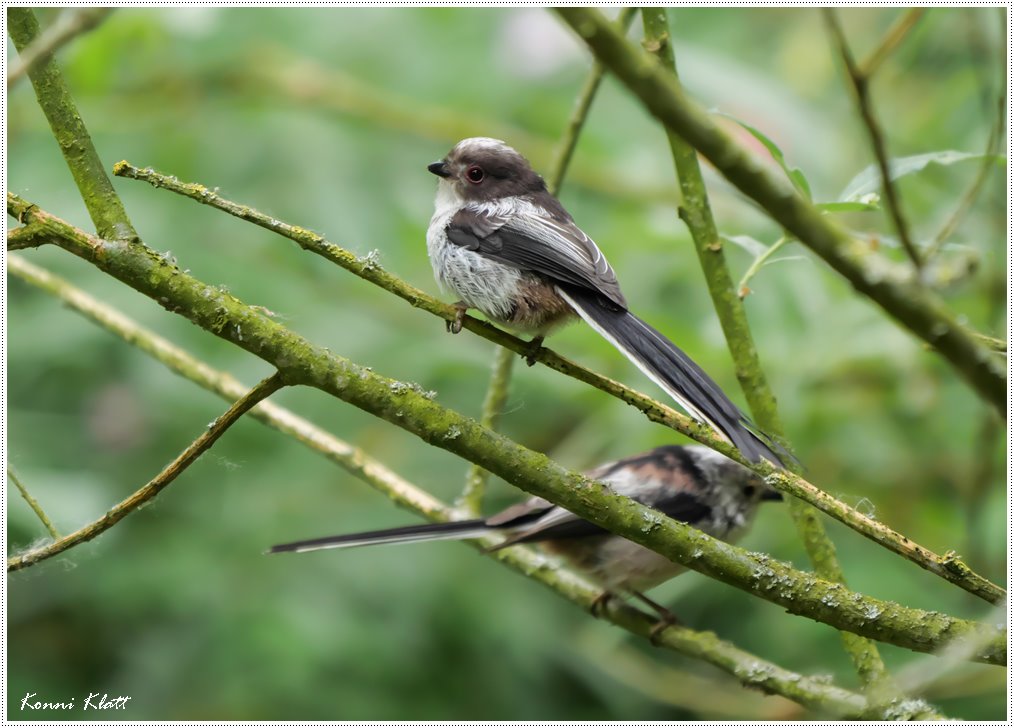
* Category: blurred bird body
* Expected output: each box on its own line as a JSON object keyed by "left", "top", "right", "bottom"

{"left": 425, "top": 138, "right": 785, "bottom": 466}
{"left": 271, "top": 445, "right": 781, "bottom": 597}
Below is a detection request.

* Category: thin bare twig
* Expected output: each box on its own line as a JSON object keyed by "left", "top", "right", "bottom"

{"left": 859, "top": 8, "right": 927, "bottom": 78}
{"left": 823, "top": 9, "right": 922, "bottom": 272}
{"left": 7, "top": 8, "right": 113, "bottom": 89}
{"left": 548, "top": 6, "right": 638, "bottom": 192}
{"left": 7, "top": 372, "right": 286, "bottom": 572}
{"left": 6, "top": 254, "right": 873, "bottom": 716}
{"left": 737, "top": 235, "right": 789, "bottom": 298}
{"left": 8, "top": 468, "right": 60, "bottom": 540}
{"left": 9, "top": 199, "right": 1006, "bottom": 663}
{"left": 97, "top": 173, "right": 1005, "bottom": 606}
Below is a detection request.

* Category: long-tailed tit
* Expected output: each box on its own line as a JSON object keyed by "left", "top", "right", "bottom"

{"left": 425, "top": 138, "right": 786, "bottom": 465}
{"left": 270, "top": 445, "right": 781, "bottom": 617}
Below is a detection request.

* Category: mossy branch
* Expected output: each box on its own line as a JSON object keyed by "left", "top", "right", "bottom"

{"left": 7, "top": 254, "right": 877, "bottom": 716}
{"left": 641, "top": 8, "right": 905, "bottom": 704}
{"left": 7, "top": 196, "right": 1004, "bottom": 665}
{"left": 103, "top": 167, "right": 1004, "bottom": 606}
{"left": 553, "top": 7, "right": 1004, "bottom": 414}
{"left": 8, "top": 373, "right": 285, "bottom": 572}
{"left": 6, "top": 8, "right": 136, "bottom": 242}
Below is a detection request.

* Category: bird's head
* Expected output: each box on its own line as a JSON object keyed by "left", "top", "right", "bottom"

{"left": 427, "top": 137, "right": 546, "bottom": 201}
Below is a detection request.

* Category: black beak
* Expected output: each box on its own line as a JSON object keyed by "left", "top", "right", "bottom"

{"left": 761, "top": 489, "right": 784, "bottom": 502}
{"left": 428, "top": 161, "right": 450, "bottom": 178}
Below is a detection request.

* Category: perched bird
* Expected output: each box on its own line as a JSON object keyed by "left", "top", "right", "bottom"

{"left": 425, "top": 137, "right": 785, "bottom": 466}
{"left": 270, "top": 445, "right": 782, "bottom": 618}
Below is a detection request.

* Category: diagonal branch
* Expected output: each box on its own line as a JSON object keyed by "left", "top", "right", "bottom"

{"left": 8, "top": 197, "right": 1004, "bottom": 664}
{"left": 98, "top": 170, "right": 1005, "bottom": 606}
{"left": 822, "top": 9, "right": 922, "bottom": 272}
{"left": 552, "top": 7, "right": 1003, "bottom": 413}
{"left": 8, "top": 372, "right": 285, "bottom": 572}
{"left": 8, "top": 253, "right": 877, "bottom": 717}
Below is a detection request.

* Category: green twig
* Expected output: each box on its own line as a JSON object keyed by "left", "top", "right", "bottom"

{"left": 547, "top": 7, "right": 638, "bottom": 194}
{"left": 6, "top": 8, "right": 135, "bottom": 242}
{"left": 8, "top": 468, "right": 60, "bottom": 540}
{"left": 93, "top": 173, "right": 1005, "bottom": 605}
{"left": 737, "top": 235, "right": 789, "bottom": 298}
{"left": 8, "top": 372, "right": 285, "bottom": 571}
{"left": 822, "top": 9, "right": 922, "bottom": 273}
{"left": 641, "top": 9, "right": 913, "bottom": 708}
{"left": 459, "top": 346, "right": 515, "bottom": 514}
{"left": 859, "top": 8, "right": 927, "bottom": 78}
{"left": 7, "top": 197, "right": 1005, "bottom": 664}
{"left": 7, "top": 254, "right": 875, "bottom": 716}
{"left": 552, "top": 7, "right": 1003, "bottom": 413}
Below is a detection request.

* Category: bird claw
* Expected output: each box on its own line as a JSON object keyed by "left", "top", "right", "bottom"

{"left": 648, "top": 611, "right": 680, "bottom": 645}
{"left": 523, "top": 335, "right": 544, "bottom": 366}
{"left": 631, "top": 591, "right": 681, "bottom": 645}
{"left": 589, "top": 591, "right": 614, "bottom": 618}
{"left": 446, "top": 302, "right": 468, "bottom": 334}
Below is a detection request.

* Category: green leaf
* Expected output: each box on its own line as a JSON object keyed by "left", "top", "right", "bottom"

{"left": 717, "top": 111, "right": 812, "bottom": 200}
{"left": 840, "top": 151, "right": 1005, "bottom": 201}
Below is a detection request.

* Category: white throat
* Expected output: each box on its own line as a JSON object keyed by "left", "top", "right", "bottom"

{"left": 432, "top": 178, "right": 464, "bottom": 219}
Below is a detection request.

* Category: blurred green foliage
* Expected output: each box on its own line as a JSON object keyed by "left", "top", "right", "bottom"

{"left": 7, "top": 7, "right": 1006, "bottom": 720}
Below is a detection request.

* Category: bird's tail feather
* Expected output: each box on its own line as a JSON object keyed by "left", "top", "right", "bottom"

{"left": 559, "top": 287, "right": 784, "bottom": 466}
{"left": 268, "top": 519, "right": 492, "bottom": 555}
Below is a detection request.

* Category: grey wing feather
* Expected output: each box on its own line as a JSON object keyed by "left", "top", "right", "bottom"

{"left": 446, "top": 205, "right": 627, "bottom": 309}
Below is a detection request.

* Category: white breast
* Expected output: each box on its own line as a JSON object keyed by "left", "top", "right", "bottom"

{"left": 426, "top": 181, "right": 522, "bottom": 322}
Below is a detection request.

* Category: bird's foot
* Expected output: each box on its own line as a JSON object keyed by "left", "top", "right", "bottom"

{"left": 446, "top": 302, "right": 468, "bottom": 334}
{"left": 632, "top": 591, "right": 681, "bottom": 645}
{"left": 647, "top": 612, "right": 680, "bottom": 644}
{"left": 522, "top": 335, "right": 545, "bottom": 367}
{"left": 589, "top": 591, "right": 615, "bottom": 618}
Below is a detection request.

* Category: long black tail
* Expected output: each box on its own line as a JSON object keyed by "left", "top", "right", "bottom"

{"left": 559, "top": 287, "right": 785, "bottom": 466}
{"left": 268, "top": 519, "right": 492, "bottom": 554}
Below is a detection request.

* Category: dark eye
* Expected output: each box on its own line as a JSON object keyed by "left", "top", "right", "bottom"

{"left": 466, "top": 165, "right": 484, "bottom": 184}
{"left": 742, "top": 485, "right": 756, "bottom": 498}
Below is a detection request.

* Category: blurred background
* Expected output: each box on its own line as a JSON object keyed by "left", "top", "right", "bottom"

{"left": 6, "top": 7, "right": 1006, "bottom": 720}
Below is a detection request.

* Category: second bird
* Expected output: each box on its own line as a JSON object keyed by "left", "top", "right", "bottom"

{"left": 426, "top": 137, "right": 782, "bottom": 465}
